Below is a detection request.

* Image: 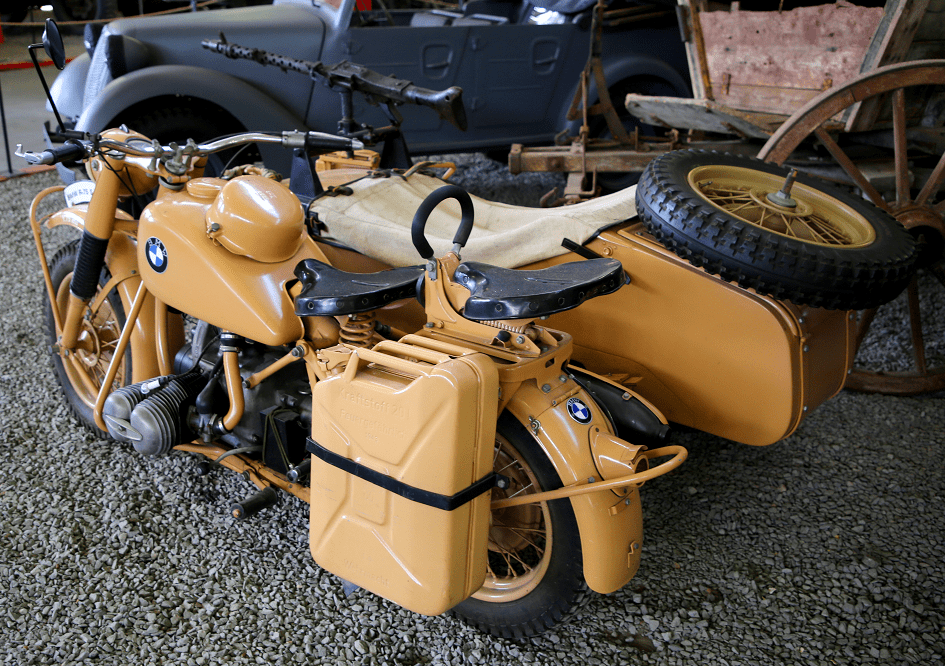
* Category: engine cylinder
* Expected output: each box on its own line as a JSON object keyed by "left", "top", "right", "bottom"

{"left": 103, "top": 374, "right": 205, "bottom": 455}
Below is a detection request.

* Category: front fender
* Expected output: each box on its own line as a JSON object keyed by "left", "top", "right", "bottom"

{"left": 505, "top": 381, "right": 644, "bottom": 594}
{"left": 46, "top": 209, "right": 176, "bottom": 382}
{"left": 75, "top": 66, "right": 309, "bottom": 172}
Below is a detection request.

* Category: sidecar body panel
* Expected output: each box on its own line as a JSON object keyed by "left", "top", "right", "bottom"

{"left": 308, "top": 343, "right": 498, "bottom": 615}
{"left": 531, "top": 223, "right": 855, "bottom": 446}
{"left": 137, "top": 178, "right": 330, "bottom": 347}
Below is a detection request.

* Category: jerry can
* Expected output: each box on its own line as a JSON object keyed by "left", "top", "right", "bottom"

{"left": 308, "top": 340, "right": 499, "bottom": 615}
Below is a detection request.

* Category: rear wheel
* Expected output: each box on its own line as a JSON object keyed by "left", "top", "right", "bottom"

{"left": 452, "top": 414, "right": 587, "bottom": 638}
{"left": 46, "top": 240, "right": 131, "bottom": 437}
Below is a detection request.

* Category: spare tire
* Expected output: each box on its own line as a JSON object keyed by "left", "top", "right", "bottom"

{"left": 635, "top": 150, "right": 919, "bottom": 310}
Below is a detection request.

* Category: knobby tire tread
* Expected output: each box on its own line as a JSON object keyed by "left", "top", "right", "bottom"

{"left": 635, "top": 150, "right": 919, "bottom": 310}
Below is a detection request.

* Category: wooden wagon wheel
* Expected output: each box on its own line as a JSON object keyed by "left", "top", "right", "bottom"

{"left": 759, "top": 60, "right": 945, "bottom": 396}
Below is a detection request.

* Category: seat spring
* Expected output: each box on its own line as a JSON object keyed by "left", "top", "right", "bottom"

{"left": 482, "top": 320, "right": 528, "bottom": 334}
{"left": 340, "top": 311, "right": 377, "bottom": 347}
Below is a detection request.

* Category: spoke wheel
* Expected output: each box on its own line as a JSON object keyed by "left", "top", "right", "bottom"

{"left": 451, "top": 414, "right": 586, "bottom": 639}
{"left": 46, "top": 240, "right": 131, "bottom": 435}
{"left": 759, "top": 60, "right": 945, "bottom": 395}
{"left": 688, "top": 164, "right": 878, "bottom": 247}
{"left": 474, "top": 431, "right": 552, "bottom": 603}
{"left": 635, "top": 150, "right": 917, "bottom": 310}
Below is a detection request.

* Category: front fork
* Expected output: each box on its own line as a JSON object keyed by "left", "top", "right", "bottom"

{"left": 31, "top": 167, "right": 179, "bottom": 420}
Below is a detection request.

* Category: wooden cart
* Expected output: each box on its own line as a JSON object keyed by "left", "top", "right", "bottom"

{"left": 510, "top": 0, "right": 945, "bottom": 395}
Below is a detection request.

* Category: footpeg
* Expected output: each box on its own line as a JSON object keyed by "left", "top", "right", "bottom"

{"left": 230, "top": 486, "right": 278, "bottom": 520}
{"left": 286, "top": 458, "right": 311, "bottom": 484}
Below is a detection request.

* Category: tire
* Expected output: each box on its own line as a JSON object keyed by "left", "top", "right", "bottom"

{"left": 635, "top": 150, "right": 919, "bottom": 310}
{"left": 451, "top": 413, "right": 588, "bottom": 639}
{"left": 46, "top": 240, "right": 132, "bottom": 437}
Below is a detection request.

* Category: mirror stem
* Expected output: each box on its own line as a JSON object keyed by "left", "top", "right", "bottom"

{"left": 28, "top": 44, "right": 67, "bottom": 134}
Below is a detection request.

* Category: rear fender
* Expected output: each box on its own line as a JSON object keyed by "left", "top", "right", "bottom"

{"left": 505, "top": 381, "right": 644, "bottom": 594}
{"left": 75, "top": 66, "right": 308, "bottom": 173}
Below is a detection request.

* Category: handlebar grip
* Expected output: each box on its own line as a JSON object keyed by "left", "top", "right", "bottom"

{"left": 20, "top": 140, "right": 87, "bottom": 165}
{"left": 303, "top": 132, "right": 362, "bottom": 153}
{"left": 411, "top": 185, "right": 475, "bottom": 260}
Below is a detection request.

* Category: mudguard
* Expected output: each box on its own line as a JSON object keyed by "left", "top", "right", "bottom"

{"left": 505, "top": 380, "right": 649, "bottom": 594}
{"left": 74, "top": 66, "right": 309, "bottom": 173}
{"left": 46, "top": 208, "right": 177, "bottom": 383}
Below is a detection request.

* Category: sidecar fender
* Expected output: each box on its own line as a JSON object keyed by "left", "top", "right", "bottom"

{"left": 505, "top": 381, "right": 645, "bottom": 594}
{"left": 75, "top": 66, "right": 308, "bottom": 173}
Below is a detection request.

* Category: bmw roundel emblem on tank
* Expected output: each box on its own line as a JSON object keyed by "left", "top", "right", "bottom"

{"left": 145, "top": 237, "right": 168, "bottom": 274}
{"left": 566, "top": 397, "right": 592, "bottom": 424}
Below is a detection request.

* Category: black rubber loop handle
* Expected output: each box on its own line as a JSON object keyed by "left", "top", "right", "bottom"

{"left": 410, "top": 185, "right": 475, "bottom": 259}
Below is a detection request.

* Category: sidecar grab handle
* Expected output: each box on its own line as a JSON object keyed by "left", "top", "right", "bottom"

{"left": 490, "top": 445, "right": 688, "bottom": 510}
{"left": 411, "top": 185, "right": 475, "bottom": 259}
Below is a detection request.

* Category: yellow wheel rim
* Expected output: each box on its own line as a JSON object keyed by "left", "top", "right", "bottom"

{"left": 55, "top": 274, "right": 125, "bottom": 409}
{"left": 472, "top": 433, "right": 552, "bottom": 603}
{"left": 687, "top": 165, "right": 877, "bottom": 248}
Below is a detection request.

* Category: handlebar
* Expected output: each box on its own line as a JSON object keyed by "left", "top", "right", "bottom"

{"left": 17, "top": 130, "right": 364, "bottom": 167}
{"left": 202, "top": 39, "right": 468, "bottom": 132}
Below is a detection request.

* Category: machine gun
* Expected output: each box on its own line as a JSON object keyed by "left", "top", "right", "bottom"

{"left": 201, "top": 37, "right": 467, "bottom": 141}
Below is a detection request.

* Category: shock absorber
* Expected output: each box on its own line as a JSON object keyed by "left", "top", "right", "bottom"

{"left": 340, "top": 311, "right": 376, "bottom": 347}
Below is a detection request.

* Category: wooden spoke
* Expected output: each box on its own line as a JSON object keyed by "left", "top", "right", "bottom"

{"left": 906, "top": 278, "right": 927, "bottom": 373}
{"left": 892, "top": 87, "right": 911, "bottom": 207}
{"left": 813, "top": 126, "right": 889, "bottom": 211}
{"left": 916, "top": 149, "right": 945, "bottom": 207}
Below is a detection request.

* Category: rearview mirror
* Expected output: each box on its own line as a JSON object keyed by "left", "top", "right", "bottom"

{"left": 43, "top": 19, "right": 66, "bottom": 70}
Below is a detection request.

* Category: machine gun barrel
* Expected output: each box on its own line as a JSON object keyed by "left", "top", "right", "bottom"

{"left": 201, "top": 39, "right": 468, "bottom": 132}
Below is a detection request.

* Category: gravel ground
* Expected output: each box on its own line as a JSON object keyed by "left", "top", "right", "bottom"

{"left": 1, "top": 166, "right": 943, "bottom": 666}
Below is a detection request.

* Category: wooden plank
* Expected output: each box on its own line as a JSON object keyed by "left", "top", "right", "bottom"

{"left": 698, "top": 3, "right": 884, "bottom": 116}
{"left": 624, "top": 94, "right": 784, "bottom": 138}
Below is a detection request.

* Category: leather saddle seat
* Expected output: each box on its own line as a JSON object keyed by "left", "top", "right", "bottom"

{"left": 294, "top": 257, "right": 626, "bottom": 319}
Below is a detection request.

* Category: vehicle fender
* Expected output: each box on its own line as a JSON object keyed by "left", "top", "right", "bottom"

{"left": 559, "top": 54, "right": 692, "bottom": 136}
{"left": 47, "top": 209, "right": 169, "bottom": 382}
{"left": 505, "top": 381, "right": 645, "bottom": 594}
{"left": 75, "top": 66, "right": 309, "bottom": 171}
{"left": 49, "top": 52, "right": 91, "bottom": 121}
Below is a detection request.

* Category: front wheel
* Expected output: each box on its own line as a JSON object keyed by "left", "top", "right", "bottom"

{"left": 635, "top": 150, "right": 919, "bottom": 310}
{"left": 45, "top": 240, "right": 132, "bottom": 437}
{"left": 451, "top": 414, "right": 587, "bottom": 638}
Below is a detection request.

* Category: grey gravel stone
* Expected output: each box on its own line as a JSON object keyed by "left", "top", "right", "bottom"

{"left": 1, "top": 164, "right": 943, "bottom": 666}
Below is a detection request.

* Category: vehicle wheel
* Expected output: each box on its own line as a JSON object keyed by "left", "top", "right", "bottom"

{"left": 451, "top": 414, "right": 587, "bottom": 639}
{"left": 635, "top": 150, "right": 919, "bottom": 310}
{"left": 46, "top": 239, "right": 131, "bottom": 437}
{"left": 591, "top": 76, "right": 679, "bottom": 193}
{"left": 758, "top": 60, "right": 945, "bottom": 395}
